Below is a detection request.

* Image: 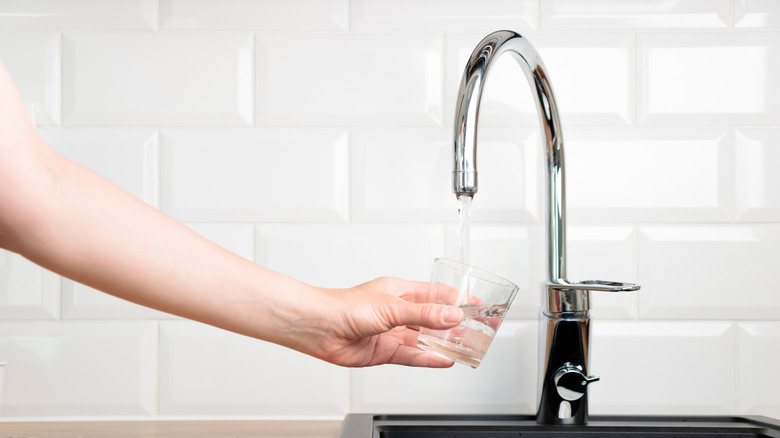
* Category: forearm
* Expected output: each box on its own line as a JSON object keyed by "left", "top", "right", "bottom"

{"left": 0, "top": 62, "right": 322, "bottom": 346}
{"left": 7, "top": 144, "right": 319, "bottom": 341}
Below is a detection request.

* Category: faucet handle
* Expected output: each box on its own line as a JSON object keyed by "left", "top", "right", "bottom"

{"left": 554, "top": 363, "right": 599, "bottom": 401}
{"left": 544, "top": 280, "right": 640, "bottom": 314}
{"left": 548, "top": 280, "right": 639, "bottom": 293}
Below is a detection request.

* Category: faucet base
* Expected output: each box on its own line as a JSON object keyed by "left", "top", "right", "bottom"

{"left": 536, "top": 316, "right": 593, "bottom": 425}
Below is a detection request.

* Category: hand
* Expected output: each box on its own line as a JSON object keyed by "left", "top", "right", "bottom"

{"left": 281, "top": 277, "right": 465, "bottom": 368}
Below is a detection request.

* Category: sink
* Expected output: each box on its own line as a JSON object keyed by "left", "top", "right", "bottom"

{"left": 338, "top": 414, "right": 780, "bottom": 437}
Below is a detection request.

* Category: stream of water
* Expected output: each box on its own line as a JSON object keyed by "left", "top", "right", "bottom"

{"left": 457, "top": 195, "right": 472, "bottom": 305}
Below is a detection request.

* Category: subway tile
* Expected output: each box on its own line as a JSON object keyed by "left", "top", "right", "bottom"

{"left": 533, "top": 33, "right": 635, "bottom": 126}
{"left": 444, "top": 225, "right": 544, "bottom": 320}
{"left": 160, "top": 0, "right": 347, "bottom": 30}
{"left": 61, "top": 224, "right": 252, "bottom": 320}
{"left": 159, "top": 321, "right": 348, "bottom": 417}
{"left": 0, "top": 322, "right": 157, "bottom": 418}
{"left": 638, "top": 226, "right": 780, "bottom": 320}
{"left": 738, "top": 323, "right": 780, "bottom": 418}
{"left": 62, "top": 33, "right": 253, "bottom": 126}
{"left": 351, "top": 129, "right": 539, "bottom": 223}
{"left": 351, "top": 129, "right": 455, "bottom": 222}
{"left": 566, "top": 129, "right": 731, "bottom": 222}
{"left": 255, "top": 34, "right": 442, "bottom": 126}
{"left": 734, "top": 0, "right": 780, "bottom": 28}
{"left": 445, "top": 33, "right": 634, "bottom": 128}
{"left": 0, "top": 0, "right": 156, "bottom": 29}
{"left": 541, "top": 0, "right": 730, "bottom": 29}
{"left": 567, "top": 226, "right": 638, "bottom": 320}
{"left": 735, "top": 129, "right": 780, "bottom": 222}
{"left": 160, "top": 129, "right": 348, "bottom": 222}
{"left": 255, "top": 225, "right": 444, "bottom": 289}
{"left": 351, "top": 321, "right": 537, "bottom": 414}
{"left": 466, "top": 130, "right": 541, "bottom": 223}
{"left": 638, "top": 32, "right": 780, "bottom": 125}
{"left": 590, "top": 322, "right": 735, "bottom": 415}
{"left": 351, "top": 0, "right": 536, "bottom": 30}
{"left": 0, "top": 250, "right": 59, "bottom": 320}
{"left": 0, "top": 32, "right": 60, "bottom": 125}
{"left": 39, "top": 128, "right": 159, "bottom": 207}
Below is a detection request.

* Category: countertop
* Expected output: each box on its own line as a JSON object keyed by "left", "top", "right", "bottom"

{"left": 0, "top": 420, "right": 342, "bottom": 438}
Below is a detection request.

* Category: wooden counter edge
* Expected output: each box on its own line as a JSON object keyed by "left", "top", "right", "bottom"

{"left": 0, "top": 420, "right": 343, "bottom": 438}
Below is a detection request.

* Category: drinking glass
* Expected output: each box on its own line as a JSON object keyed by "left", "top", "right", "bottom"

{"left": 417, "top": 258, "right": 519, "bottom": 368}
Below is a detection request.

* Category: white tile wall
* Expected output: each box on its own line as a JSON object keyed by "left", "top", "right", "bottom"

{"left": 351, "top": 129, "right": 456, "bottom": 223}
{"left": 160, "top": 129, "right": 348, "bottom": 222}
{"left": 638, "top": 32, "right": 780, "bottom": 125}
{"left": 255, "top": 225, "right": 443, "bottom": 288}
{"left": 62, "top": 33, "right": 253, "bottom": 126}
{"left": 350, "top": 0, "right": 537, "bottom": 31}
{"left": 566, "top": 129, "right": 731, "bottom": 222}
{"left": 590, "top": 322, "right": 736, "bottom": 415}
{"left": 255, "top": 34, "right": 443, "bottom": 127}
{"left": 0, "top": 251, "right": 59, "bottom": 320}
{"left": 0, "top": 31, "right": 60, "bottom": 125}
{"left": 1, "top": 0, "right": 779, "bottom": 423}
{"left": 0, "top": 0, "right": 157, "bottom": 30}
{"left": 734, "top": 0, "right": 780, "bottom": 28}
{"left": 160, "top": 0, "right": 348, "bottom": 31}
{"left": 735, "top": 128, "right": 780, "bottom": 222}
{"left": 0, "top": 322, "right": 157, "bottom": 419}
{"left": 638, "top": 226, "right": 780, "bottom": 320}
{"left": 541, "top": 0, "right": 731, "bottom": 29}
{"left": 738, "top": 323, "right": 780, "bottom": 417}
{"left": 158, "top": 321, "right": 349, "bottom": 417}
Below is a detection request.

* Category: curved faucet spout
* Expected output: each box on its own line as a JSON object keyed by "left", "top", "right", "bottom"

{"left": 452, "top": 30, "right": 566, "bottom": 282}
{"left": 451, "top": 30, "right": 640, "bottom": 426}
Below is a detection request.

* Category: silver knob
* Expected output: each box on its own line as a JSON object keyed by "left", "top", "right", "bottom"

{"left": 553, "top": 363, "right": 600, "bottom": 401}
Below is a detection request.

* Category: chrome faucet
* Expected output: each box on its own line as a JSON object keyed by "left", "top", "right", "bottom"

{"left": 452, "top": 30, "right": 640, "bottom": 425}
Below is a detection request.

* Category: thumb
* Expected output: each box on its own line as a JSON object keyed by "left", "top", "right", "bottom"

{"left": 390, "top": 301, "right": 464, "bottom": 330}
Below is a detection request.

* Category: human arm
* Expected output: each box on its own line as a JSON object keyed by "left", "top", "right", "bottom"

{"left": 0, "top": 61, "right": 463, "bottom": 368}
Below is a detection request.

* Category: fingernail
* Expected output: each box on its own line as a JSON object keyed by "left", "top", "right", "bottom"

{"left": 442, "top": 306, "right": 463, "bottom": 324}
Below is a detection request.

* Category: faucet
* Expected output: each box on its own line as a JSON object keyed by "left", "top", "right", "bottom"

{"left": 452, "top": 30, "right": 640, "bottom": 425}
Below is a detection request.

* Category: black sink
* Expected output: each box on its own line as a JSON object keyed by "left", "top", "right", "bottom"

{"left": 338, "top": 414, "right": 780, "bottom": 437}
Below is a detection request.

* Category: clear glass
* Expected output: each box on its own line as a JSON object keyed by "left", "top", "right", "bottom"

{"left": 417, "top": 258, "right": 519, "bottom": 368}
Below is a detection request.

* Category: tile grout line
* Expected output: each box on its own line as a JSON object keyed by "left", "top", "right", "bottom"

{"left": 57, "top": 31, "right": 63, "bottom": 127}
{"left": 733, "top": 321, "right": 741, "bottom": 415}
{"left": 730, "top": 129, "right": 737, "bottom": 224}
{"left": 632, "top": 31, "right": 638, "bottom": 128}
{"left": 155, "top": 0, "right": 160, "bottom": 31}
{"left": 153, "top": 129, "right": 162, "bottom": 211}
{"left": 251, "top": 32, "right": 257, "bottom": 128}
{"left": 634, "top": 224, "right": 641, "bottom": 320}
{"left": 536, "top": 0, "right": 542, "bottom": 30}
{"left": 345, "top": 129, "right": 353, "bottom": 223}
{"left": 345, "top": 0, "right": 351, "bottom": 32}
{"left": 154, "top": 321, "right": 161, "bottom": 418}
